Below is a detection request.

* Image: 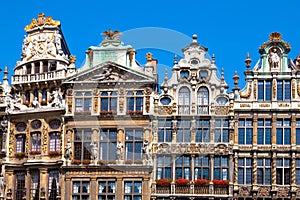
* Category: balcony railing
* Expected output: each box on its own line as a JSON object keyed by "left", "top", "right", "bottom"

{"left": 154, "top": 184, "right": 229, "bottom": 195}
{"left": 178, "top": 105, "right": 190, "bottom": 115}
{"left": 194, "top": 185, "right": 209, "bottom": 194}
{"left": 12, "top": 69, "right": 67, "bottom": 84}
{"left": 197, "top": 105, "right": 209, "bottom": 114}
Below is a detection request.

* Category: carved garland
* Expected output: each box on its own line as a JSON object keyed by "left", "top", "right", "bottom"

{"left": 292, "top": 79, "right": 296, "bottom": 99}
{"left": 273, "top": 79, "right": 277, "bottom": 99}
{"left": 9, "top": 128, "right": 15, "bottom": 156}
{"left": 239, "top": 82, "right": 252, "bottom": 98}
{"left": 42, "top": 124, "right": 48, "bottom": 154}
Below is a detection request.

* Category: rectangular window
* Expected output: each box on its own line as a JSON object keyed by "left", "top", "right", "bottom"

{"left": 100, "top": 91, "right": 118, "bottom": 112}
{"left": 74, "top": 129, "right": 92, "bottom": 161}
{"left": 238, "top": 119, "right": 253, "bottom": 145}
{"left": 75, "top": 92, "right": 92, "bottom": 113}
{"left": 257, "top": 158, "right": 271, "bottom": 185}
{"left": 49, "top": 132, "right": 60, "bottom": 152}
{"left": 277, "top": 80, "right": 291, "bottom": 101}
{"left": 196, "top": 119, "right": 210, "bottom": 142}
{"left": 126, "top": 91, "right": 143, "bottom": 113}
{"left": 31, "top": 132, "right": 41, "bottom": 152}
{"left": 124, "top": 181, "right": 142, "bottom": 200}
{"left": 72, "top": 181, "right": 90, "bottom": 200}
{"left": 99, "top": 129, "right": 117, "bottom": 160}
{"left": 125, "top": 129, "right": 143, "bottom": 162}
{"left": 276, "top": 119, "right": 291, "bottom": 145}
{"left": 175, "top": 155, "right": 191, "bottom": 179}
{"left": 177, "top": 120, "right": 191, "bottom": 142}
{"left": 30, "top": 170, "right": 40, "bottom": 200}
{"left": 98, "top": 180, "right": 115, "bottom": 200}
{"left": 257, "top": 119, "right": 271, "bottom": 145}
{"left": 157, "top": 155, "right": 172, "bottom": 179}
{"left": 238, "top": 158, "right": 252, "bottom": 185}
{"left": 15, "top": 171, "right": 26, "bottom": 200}
{"left": 258, "top": 81, "right": 272, "bottom": 101}
{"left": 158, "top": 119, "right": 172, "bottom": 142}
{"left": 276, "top": 158, "right": 290, "bottom": 185}
{"left": 214, "top": 119, "right": 229, "bottom": 142}
{"left": 48, "top": 170, "right": 59, "bottom": 200}
{"left": 214, "top": 156, "right": 228, "bottom": 180}
{"left": 195, "top": 156, "right": 209, "bottom": 180}
{"left": 16, "top": 135, "right": 26, "bottom": 153}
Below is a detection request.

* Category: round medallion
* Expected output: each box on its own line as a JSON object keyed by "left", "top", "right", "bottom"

{"left": 16, "top": 122, "right": 27, "bottom": 132}
{"left": 49, "top": 119, "right": 61, "bottom": 129}
{"left": 31, "top": 120, "right": 42, "bottom": 129}
{"left": 37, "top": 43, "right": 46, "bottom": 54}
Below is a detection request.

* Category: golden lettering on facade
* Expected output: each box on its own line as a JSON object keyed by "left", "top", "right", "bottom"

{"left": 259, "top": 103, "right": 270, "bottom": 107}
{"left": 278, "top": 103, "right": 289, "bottom": 107}
{"left": 240, "top": 104, "right": 251, "bottom": 108}
{"left": 42, "top": 124, "right": 48, "bottom": 154}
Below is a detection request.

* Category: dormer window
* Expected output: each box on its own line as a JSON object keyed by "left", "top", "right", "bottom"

{"left": 199, "top": 70, "right": 208, "bottom": 79}
{"left": 180, "top": 71, "right": 189, "bottom": 79}
{"left": 190, "top": 58, "right": 199, "bottom": 65}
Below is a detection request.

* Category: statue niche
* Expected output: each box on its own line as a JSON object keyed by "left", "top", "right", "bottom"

{"left": 268, "top": 47, "right": 281, "bottom": 71}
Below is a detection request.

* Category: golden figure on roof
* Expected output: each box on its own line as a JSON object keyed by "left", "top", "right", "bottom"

{"left": 24, "top": 13, "right": 60, "bottom": 31}
{"left": 102, "top": 29, "right": 122, "bottom": 40}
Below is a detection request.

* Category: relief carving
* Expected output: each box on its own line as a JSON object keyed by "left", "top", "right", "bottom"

{"left": 42, "top": 124, "right": 48, "bottom": 154}
{"left": 94, "top": 97, "right": 98, "bottom": 113}
{"left": 9, "top": 128, "right": 15, "bottom": 156}
{"left": 239, "top": 82, "right": 252, "bottom": 98}
{"left": 158, "top": 106, "right": 172, "bottom": 115}
{"left": 292, "top": 79, "right": 296, "bottom": 99}
{"left": 215, "top": 106, "right": 229, "bottom": 115}
{"left": 238, "top": 186, "right": 251, "bottom": 196}
{"left": 254, "top": 80, "right": 257, "bottom": 99}
{"left": 273, "top": 79, "right": 276, "bottom": 99}
{"left": 258, "top": 186, "right": 270, "bottom": 196}
{"left": 67, "top": 97, "right": 72, "bottom": 114}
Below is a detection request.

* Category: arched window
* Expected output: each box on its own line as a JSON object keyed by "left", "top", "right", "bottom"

{"left": 178, "top": 87, "right": 190, "bottom": 114}
{"left": 197, "top": 87, "right": 209, "bottom": 114}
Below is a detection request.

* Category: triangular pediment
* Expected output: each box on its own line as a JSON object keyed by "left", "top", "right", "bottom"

{"left": 64, "top": 61, "right": 155, "bottom": 84}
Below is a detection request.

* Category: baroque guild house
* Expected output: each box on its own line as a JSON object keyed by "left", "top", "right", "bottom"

{"left": 0, "top": 13, "right": 299, "bottom": 200}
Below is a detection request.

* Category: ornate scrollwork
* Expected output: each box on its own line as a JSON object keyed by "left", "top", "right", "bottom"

{"left": 8, "top": 128, "right": 15, "bottom": 155}
{"left": 239, "top": 82, "right": 252, "bottom": 98}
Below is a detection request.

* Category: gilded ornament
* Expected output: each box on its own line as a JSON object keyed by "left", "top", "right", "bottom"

{"left": 259, "top": 103, "right": 270, "bottom": 107}
{"left": 273, "top": 79, "right": 277, "bottom": 99}
{"left": 8, "top": 128, "right": 15, "bottom": 155}
{"left": 240, "top": 104, "right": 251, "bottom": 108}
{"left": 94, "top": 97, "right": 99, "bottom": 113}
{"left": 119, "top": 97, "right": 124, "bottom": 113}
{"left": 253, "top": 80, "right": 257, "bottom": 99}
{"left": 67, "top": 97, "right": 72, "bottom": 114}
{"left": 292, "top": 79, "right": 296, "bottom": 99}
{"left": 24, "top": 13, "right": 60, "bottom": 31}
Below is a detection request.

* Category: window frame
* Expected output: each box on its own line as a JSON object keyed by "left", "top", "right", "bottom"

{"left": 124, "top": 181, "right": 142, "bottom": 200}
{"left": 125, "top": 129, "right": 143, "bottom": 162}
{"left": 238, "top": 158, "right": 252, "bottom": 185}
{"left": 158, "top": 119, "right": 172, "bottom": 142}
{"left": 74, "top": 129, "right": 92, "bottom": 161}
{"left": 214, "top": 119, "right": 229, "bottom": 143}
{"left": 72, "top": 180, "right": 90, "bottom": 200}
{"left": 178, "top": 87, "right": 190, "bottom": 115}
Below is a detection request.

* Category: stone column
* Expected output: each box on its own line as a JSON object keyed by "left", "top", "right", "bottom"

{"left": 252, "top": 115, "right": 258, "bottom": 148}
{"left": 234, "top": 117, "right": 239, "bottom": 146}
{"left": 209, "top": 155, "right": 214, "bottom": 194}
{"left": 143, "top": 177, "right": 150, "bottom": 200}
{"left": 291, "top": 115, "right": 296, "bottom": 148}
{"left": 116, "top": 177, "right": 123, "bottom": 198}
{"left": 153, "top": 155, "right": 157, "bottom": 181}
{"left": 25, "top": 169, "right": 30, "bottom": 200}
{"left": 39, "top": 168, "right": 48, "bottom": 198}
{"left": 229, "top": 154, "right": 233, "bottom": 184}
{"left": 210, "top": 117, "right": 215, "bottom": 143}
{"left": 191, "top": 155, "right": 195, "bottom": 182}
{"left": 271, "top": 114, "right": 277, "bottom": 147}
{"left": 5, "top": 170, "right": 13, "bottom": 199}
{"left": 64, "top": 177, "right": 71, "bottom": 200}
{"left": 172, "top": 119, "right": 177, "bottom": 143}
{"left": 172, "top": 155, "right": 176, "bottom": 182}
{"left": 291, "top": 153, "right": 296, "bottom": 191}
{"left": 271, "top": 152, "right": 277, "bottom": 191}
{"left": 233, "top": 152, "right": 238, "bottom": 190}
{"left": 90, "top": 177, "right": 97, "bottom": 200}
{"left": 252, "top": 152, "right": 257, "bottom": 190}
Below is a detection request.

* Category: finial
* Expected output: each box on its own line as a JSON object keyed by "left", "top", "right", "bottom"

{"left": 233, "top": 71, "right": 239, "bottom": 87}
{"left": 146, "top": 52, "right": 153, "bottom": 63}
{"left": 221, "top": 68, "right": 224, "bottom": 81}
{"left": 164, "top": 68, "right": 168, "bottom": 81}
{"left": 244, "top": 52, "right": 252, "bottom": 69}
{"left": 174, "top": 54, "right": 178, "bottom": 64}
{"left": 3, "top": 66, "right": 8, "bottom": 81}
{"left": 212, "top": 54, "right": 215, "bottom": 64}
{"left": 192, "top": 34, "right": 198, "bottom": 42}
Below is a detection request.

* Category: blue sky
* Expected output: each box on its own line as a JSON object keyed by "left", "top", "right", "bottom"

{"left": 1, "top": 0, "right": 300, "bottom": 90}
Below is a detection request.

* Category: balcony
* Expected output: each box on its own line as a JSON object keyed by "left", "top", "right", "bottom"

{"left": 12, "top": 69, "right": 67, "bottom": 84}
{"left": 197, "top": 105, "right": 209, "bottom": 114}
{"left": 153, "top": 184, "right": 229, "bottom": 196}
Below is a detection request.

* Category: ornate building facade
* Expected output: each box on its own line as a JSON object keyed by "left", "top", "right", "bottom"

{"left": 0, "top": 13, "right": 300, "bottom": 200}
{"left": 233, "top": 32, "right": 300, "bottom": 200}
{"left": 150, "top": 35, "right": 234, "bottom": 199}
